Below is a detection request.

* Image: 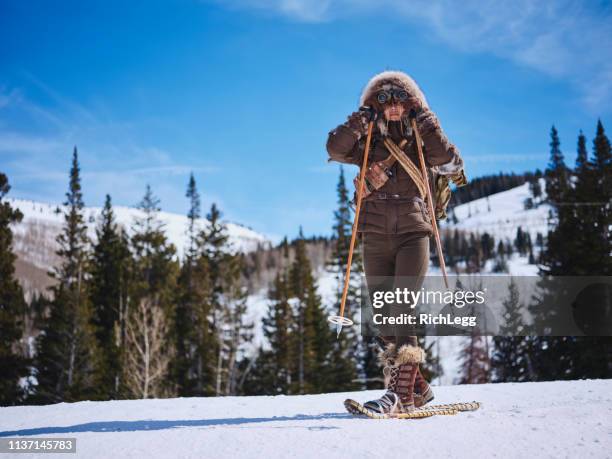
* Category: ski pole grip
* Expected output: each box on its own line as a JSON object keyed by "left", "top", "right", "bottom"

{"left": 359, "top": 105, "right": 378, "bottom": 122}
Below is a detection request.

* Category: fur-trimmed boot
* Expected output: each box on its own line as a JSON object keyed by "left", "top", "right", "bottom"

{"left": 378, "top": 343, "right": 434, "bottom": 408}
{"left": 363, "top": 344, "right": 424, "bottom": 415}
{"left": 414, "top": 366, "right": 435, "bottom": 407}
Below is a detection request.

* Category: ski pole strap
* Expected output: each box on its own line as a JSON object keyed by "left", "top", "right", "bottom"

{"left": 382, "top": 138, "right": 428, "bottom": 200}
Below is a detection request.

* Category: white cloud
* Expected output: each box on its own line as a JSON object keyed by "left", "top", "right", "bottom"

{"left": 214, "top": 0, "right": 612, "bottom": 112}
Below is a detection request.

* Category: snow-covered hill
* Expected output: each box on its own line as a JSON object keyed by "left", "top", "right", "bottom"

{"left": 8, "top": 198, "right": 271, "bottom": 274}
{"left": 9, "top": 182, "right": 548, "bottom": 384}
{"left": 1, "top": 379, "right": 609, "bottom": 458}
{"left": 442, "top": 180, "right": 551, "bottom": 242}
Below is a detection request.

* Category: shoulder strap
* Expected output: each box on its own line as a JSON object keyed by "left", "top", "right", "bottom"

{"left": 382, "top": 138, "right": 428, "bottom": 199}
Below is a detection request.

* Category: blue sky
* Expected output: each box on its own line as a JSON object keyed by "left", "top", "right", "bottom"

{"left": 1, "top": 0, "right": 611, "bottom": 240}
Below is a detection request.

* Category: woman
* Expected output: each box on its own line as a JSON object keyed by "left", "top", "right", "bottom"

{"left": 326, "top": 70, "right": 465, "bottom": 415}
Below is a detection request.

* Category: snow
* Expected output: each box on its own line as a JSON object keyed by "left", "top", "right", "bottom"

{"left": 442, "top": 181, "right": 551, "bottom": 242}
{"left": 10, "top": 183, "right": 551, "bottom": 389}
{"left": 8, "top": 198, "right": 271, "bottom": 271}
{"left": 1, "top": 379, "right": 610, "bottom": 458}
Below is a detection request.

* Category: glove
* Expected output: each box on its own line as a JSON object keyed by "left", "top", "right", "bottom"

{"left": 405, "top": 95, "right": 424, "bottom": 113}
{"left": 414, "top": 108, "right": 440, "bottom": 136}
{"left": 346, "top": 106, "right": 376, "bottom": 139}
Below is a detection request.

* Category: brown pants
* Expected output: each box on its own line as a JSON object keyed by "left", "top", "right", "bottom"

{"left": 362, "top": 231, "right": 430, "bottom": 348}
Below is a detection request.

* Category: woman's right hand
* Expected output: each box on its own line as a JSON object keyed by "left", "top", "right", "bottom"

{"left": 346, "top": 110, "right": 370, "bottom": 139}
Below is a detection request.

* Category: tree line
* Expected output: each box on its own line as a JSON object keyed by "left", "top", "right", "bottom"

{"left": 468, "top": 120, "right": 612, "bottom": 383}
{"left": 1, "top": 119, "right": 610, "bottom": 404}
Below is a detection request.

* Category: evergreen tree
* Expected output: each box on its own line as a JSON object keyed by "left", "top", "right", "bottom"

{"left": 531, "top": 123, "right": 612, "bottom": 381}
{"left": 575, "top": 130, "right": 589, "bottom": 177}
{"left": 327, "top": 167, "right": 360, "bottom": 390}
{"left": 35, "top": 147, "right": 101, "bottom": 403}
{"left": 0, "top": 172, "right": 30, "bottom": 405}
{"left": 545, "top": 126, "right": 569, "bottom": 206}
{"left": 290, "top": 228, "right": 335, "bottom": 394}
{"left": 514, "top": 227, "right": 526, "bottom": 255}
{"left": 418, "top": 337, "right": 442, "bottom": 383}
{"left": 197, "top": 202, "right": 253, "bottom": 395}
{"left": 89, "top": 195, "right": 130, "bottom": 398}
{"left": 175, "top": 174, "right": 214, "bottom": 396}
{"left": 541, "top": 127, "right": 572, "bottom": 274}
{"left": 258, "top": 271, "right": 294, "bottom": 394}
{"left": 457, "top": 335, "right": 490, "bottom": 384}
{"left": 124, "top": 185, "right": 179, "bottom": 398}
{"left": 492, "top": 240, "right": 509, "bottom": 273}
{"left": 529, "top": 177, "right": 542, "bottom": 203}
{"left": 590, "top": 121, "right": 612, "bottom": 274}
{"left": 491, "top": 278, "right": 533, "bottom": 382}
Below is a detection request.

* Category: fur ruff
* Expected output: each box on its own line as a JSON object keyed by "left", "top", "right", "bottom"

{"left": 378, "top": 343, "right": 425, "bottom": 366}
{"left": 359, "top": 70, "right": 428, "bottom": 137}
{"left": 395, "top": 344, "right": 426, "bottom": 365}
{"left": 359, "top": 70, "right": 429, "bottom": 109}
{"left": 379, "top": 343, "right": 425, "bottom": 389}
{"left": 378, "top": 343, "right": 397, "bottom": 367}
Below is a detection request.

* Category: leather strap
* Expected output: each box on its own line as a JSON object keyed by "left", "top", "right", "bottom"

{"left": 377, "top": 139, "right": 408, "bottom": 170}
{"left": 382, "top": 138, "right": 428, "bottom": 199}
{"left": 370, "top": 192, "right": 422, "bottom": 201}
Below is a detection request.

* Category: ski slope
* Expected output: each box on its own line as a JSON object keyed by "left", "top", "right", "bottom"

{"left": 442, "top": 180, "right": 551, "bottom": 242}
{"left": 1, "top": 379, "right": 610, "bottom": 458}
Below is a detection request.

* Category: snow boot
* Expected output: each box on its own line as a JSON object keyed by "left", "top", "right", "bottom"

{"left": 414, "top": 366, "right": 435, "bottom": 407}
{"left": 363, "top": 344, "right": 424, "bottom": 415}
{"left": 379, "top": 342, "right": 434, "bottom": 408}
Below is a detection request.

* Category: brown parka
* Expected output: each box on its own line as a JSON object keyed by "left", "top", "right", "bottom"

{"left": 326, "top": 71, "right": 465, "bottom": 236}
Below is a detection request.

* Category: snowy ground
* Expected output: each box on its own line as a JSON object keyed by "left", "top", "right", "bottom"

{"left": 442, "top": 180, "right": 550, "bottom": 242}
{"left": 1, "top": 380, "right": 610, "bottom": 458}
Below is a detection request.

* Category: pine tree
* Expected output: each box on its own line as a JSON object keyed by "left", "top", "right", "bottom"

{"left": 491, "top": 278, "right": 533, "bottom": 382}
{"left": 290, "top": 228, "right": 335, "bottom": 394}
{"left": 418, "top": 337, "right": 442, "bottom": 383}
{"left": 514, "top": 227, "right": 526, "bottom": 255}
{"left": 531, "top": 123, "right": 612, "bottom": 381}
{"left": 175, "top": 174, "right": 214, "bottom": 396}
{"left": 545, "top": 126, "right": 569, "bottom": 207}
{"left": 590, "top": 121, "right": 612, "bottom": 274}
{"left": 197, "top": 202, "right": 252, "bottom": 395}
{"left": 327, "top": 167, "right": 360, "bottom": 390}
{"left": 457, "top": 335, "right": 490, "bottom": 384}
{"left": 541, "top": 127, "right": 572, "bottom": 274}
{"left": 89, "top": 195, "right": 130, "bottom": 398}
{"left": 0, "top": 172, "right": 30, "bottom": 405}
{"left": 529, "top": 177, "right": 542, "bottom": 203}
{"left": 35, "top": 147, "right": 101, "bottom": 403}
{"left": 258, "top": 271, "right": 294, "bottom": 394}
{"left": 124, "top": 185, "right": 179, "bottom": 398}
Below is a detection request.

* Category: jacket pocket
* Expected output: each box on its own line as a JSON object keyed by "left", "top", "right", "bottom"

{"left": 396, "top": 200, "right": 432, "bottom": 234}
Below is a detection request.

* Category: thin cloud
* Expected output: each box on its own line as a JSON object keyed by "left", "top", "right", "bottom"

{"left": 0, "top": 132, "right": 63, "bottom": 154}
{"left": 214, "top": 0, "right": 612, "bottom": 113}
{"left": 0, "top": 77, "right": 221, "bottom": 215}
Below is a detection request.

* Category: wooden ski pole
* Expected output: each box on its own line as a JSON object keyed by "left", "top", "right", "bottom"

{"left": 409, "top": 110, "right": 450, "bottom": 289}
{"left": 328, "top": 110, "right": 376, "bottom": 337}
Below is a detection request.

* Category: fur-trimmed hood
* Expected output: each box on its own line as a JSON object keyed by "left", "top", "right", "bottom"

{"left": 359, "top": 70, "right": 429, "bottom": 109}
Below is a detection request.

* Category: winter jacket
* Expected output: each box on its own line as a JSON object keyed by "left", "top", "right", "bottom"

{"left": 326, "top": 70, "right": 465, "bottom": 235}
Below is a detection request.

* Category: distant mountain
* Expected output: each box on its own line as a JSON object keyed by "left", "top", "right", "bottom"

{"left": 8, "top": 197, "right": 271, "bottom": 296}
{"left": 10, "top": 179, "right": 550, "bottom": 385}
